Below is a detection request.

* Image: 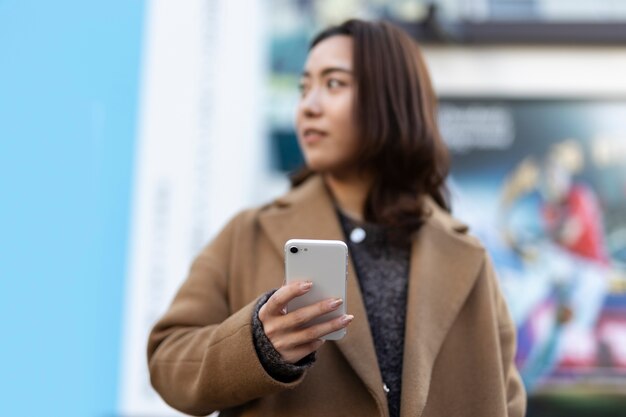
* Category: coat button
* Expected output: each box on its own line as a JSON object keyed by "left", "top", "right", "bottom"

{"left": 350, "top": 227, "right": 366, "bottom": 243}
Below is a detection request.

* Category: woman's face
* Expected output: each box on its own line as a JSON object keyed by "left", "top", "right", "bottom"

{"left": 295, "top": 35, "right": 359, "bottom": 176}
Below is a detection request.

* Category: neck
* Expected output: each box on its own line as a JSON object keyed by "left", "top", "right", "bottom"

{"left": 323, "top": 171, "right": 373, "bottom": 222}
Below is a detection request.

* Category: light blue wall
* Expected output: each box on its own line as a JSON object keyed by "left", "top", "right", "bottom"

{"left": 0, "top": 1, "right": 144, "bottom": 416}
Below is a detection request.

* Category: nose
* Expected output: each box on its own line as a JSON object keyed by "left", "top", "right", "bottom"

{"left": 300, "top": 88, "right": 322, "bottom": 118}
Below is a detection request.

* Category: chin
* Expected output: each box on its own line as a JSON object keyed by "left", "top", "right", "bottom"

{"left": 302, "top": 155, "right": 326, "bottom": 171}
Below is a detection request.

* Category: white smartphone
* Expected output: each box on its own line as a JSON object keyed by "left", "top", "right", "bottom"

{"left": 284, "top": 239, "right": 348, "bottom": 340}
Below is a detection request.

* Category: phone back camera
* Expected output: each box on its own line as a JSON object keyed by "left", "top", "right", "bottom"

{"left": 290, "top": 246, "right": 298, "bottom": 254}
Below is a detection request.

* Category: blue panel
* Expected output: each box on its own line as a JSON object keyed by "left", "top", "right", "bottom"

{"left": 0, "top": 0, "right": 144, "bottom": 415}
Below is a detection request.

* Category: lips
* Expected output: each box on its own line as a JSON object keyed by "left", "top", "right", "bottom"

{"left": 302, "top": 128, "right": 327, "bottom": 144}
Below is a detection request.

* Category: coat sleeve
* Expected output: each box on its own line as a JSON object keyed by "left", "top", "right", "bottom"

{"left": 147, "top": 212, "right": 305, "bottom": 416}
{"left": 485, "top": 255, "right": 527, "bottom": 417}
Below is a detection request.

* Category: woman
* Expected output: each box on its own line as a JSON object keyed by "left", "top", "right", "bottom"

{"left": 148, "top": 19, "right": 526, "bottom": 417}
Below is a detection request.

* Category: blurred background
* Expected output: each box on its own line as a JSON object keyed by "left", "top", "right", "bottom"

{"left": 1, "top": 0, "right": 626, "bottom": 416}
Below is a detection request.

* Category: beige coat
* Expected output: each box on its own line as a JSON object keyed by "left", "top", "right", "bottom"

{"left": 148, "top": 175, "right": 526, "bottom": 417}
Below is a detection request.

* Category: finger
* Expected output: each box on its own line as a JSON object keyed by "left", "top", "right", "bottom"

{"left": 262, "top": 295, "right": 339, "bottom": 340}
{"left": 262, "top": 280, "right": 312, "bottom": 317}
{"left": 294, "top": 314, "right": 354, "bottom": 343}
{"left": 282, "top": 297, "right": 344, "bottom": 329}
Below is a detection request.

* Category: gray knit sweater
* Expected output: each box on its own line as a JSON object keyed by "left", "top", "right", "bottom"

{"left": 252, "top": 211, "right": 410, "bottom": 417}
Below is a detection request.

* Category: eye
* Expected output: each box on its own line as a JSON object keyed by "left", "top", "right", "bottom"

{"left": 298, "top": 81, "right": 309, "bottom": 96}
{"left": 327, "top": 78, "right": 344, "bottom": 89}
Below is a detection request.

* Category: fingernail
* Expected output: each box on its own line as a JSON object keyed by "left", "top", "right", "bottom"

{"left": 328, "top": 298, "right": 343, "bottom": 309}
{"left": 300, "top": 281, "right": 312, "bottom": 290}
{"left": 341, "top": 314, "right": 354, "bottom": 324}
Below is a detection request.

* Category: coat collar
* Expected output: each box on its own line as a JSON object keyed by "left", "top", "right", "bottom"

{"left": 259, "top": 175, "right": 485, "bottom": 417}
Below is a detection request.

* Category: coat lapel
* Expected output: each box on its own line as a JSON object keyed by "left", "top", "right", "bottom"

{"left": 400, "top": 200, "right": 485, "bottom": 417}
{"left": 258, "top": 176, "right": 387, "bottom": 411}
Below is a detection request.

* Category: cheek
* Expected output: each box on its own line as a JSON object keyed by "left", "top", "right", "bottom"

{"left": 294, "top": 103, "right": 304, "bottom": 129}
{"left": 328, "top": 94, "right": 356, "bottom": 132}
{"left": 331, "top": 95, "right": 356, "bottom": 141}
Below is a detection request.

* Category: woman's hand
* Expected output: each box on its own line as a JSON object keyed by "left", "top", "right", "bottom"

{"left": 258, "top": 280, "right": 354, "bottom": 364}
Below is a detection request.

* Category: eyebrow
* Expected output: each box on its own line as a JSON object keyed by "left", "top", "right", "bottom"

{"left": 300, "top": 67, "right": 353, "bottom": 78}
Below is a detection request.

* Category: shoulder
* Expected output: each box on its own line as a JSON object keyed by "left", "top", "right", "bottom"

{"left": 220, "top": 175, "right": 329, "bottom": 231}
{"left": 421, "top": 195, "right": 486, "bottom": 253}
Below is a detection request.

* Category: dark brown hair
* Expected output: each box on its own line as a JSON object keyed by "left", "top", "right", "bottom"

{"left": 292, "top": 19, "right": 450, "bottom": 239}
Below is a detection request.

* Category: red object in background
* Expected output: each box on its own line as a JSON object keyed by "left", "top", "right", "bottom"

{"left": 543, "top": 184, "right": 610, "bottom": 265}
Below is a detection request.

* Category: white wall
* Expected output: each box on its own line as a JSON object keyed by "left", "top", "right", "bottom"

{"left": 119, "top": 0, "right": 270, "bottom": 415}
